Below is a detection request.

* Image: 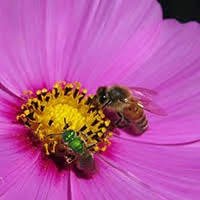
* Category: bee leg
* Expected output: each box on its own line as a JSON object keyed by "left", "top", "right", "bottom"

{"left": 115, "top": 112, "right": 130, "bottom": 128}
{"left": 115, "top": 112, "right": 123, "bottom": 126}
{"left": 65, "top": 153, "right": 77, "bottom": 164}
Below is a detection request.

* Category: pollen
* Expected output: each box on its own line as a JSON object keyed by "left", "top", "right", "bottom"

{"left": 17, "top": 81, "right": 112, "bottom": 161}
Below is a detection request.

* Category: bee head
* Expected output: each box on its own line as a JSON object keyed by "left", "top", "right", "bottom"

{"left": 96, "top": 87, "right": 110, "bottom": 104}
{"left": 94, "top": 85, "right": 129, "bottom": 108}
{"left": 62, "top": 130, "right": 76, "bottom": 143}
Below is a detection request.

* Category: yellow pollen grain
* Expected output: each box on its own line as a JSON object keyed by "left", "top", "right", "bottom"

{"left": 101, "top": 146, "right": 107, "bottom": 152}
{"left": 105, "top": 120, "right": 110, "bottom": 127}
{"left": 94, "top": 146, "right": 100, "bottom": 151}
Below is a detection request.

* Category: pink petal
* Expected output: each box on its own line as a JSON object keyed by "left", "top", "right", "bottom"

{"left": 0, "top": 87, "right": 23, "bottom": 122}
{"left": 0, "top": 124, "right": 70, "bottom": 199}
{"left": 0, "top": 1, "right": 48, "bottom": 95}
{"left": 67, "top": 0, "right": 163, "bottom": 89}
{"left": 70, "top": 156, "right": 164, "bottom": 200}
{"left": 102, "top": 136, "right": 200, "bottom": 200}
{"left": 0, "top": 0, "right": 162, "bottom": 95}
{"left": 126, "top": 20, "right": 200, "bottom": 91}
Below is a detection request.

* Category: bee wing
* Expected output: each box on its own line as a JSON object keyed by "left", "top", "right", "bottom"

{"left": 137, "top": 99, "right": 167, "bottom": 116}
{"left": 76, "top": 151, "right": 96, "bottom": 174}
{"left": 129, "top": 87, "right": 167, "bottom": 116}
{"left": 129, "top": 87, "right": 158, "bottom": 100}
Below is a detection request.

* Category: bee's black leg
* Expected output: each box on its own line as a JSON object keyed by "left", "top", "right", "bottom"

{"left": 115, "top": 112, "right": 123, "bottom": 126}
{"left": 115, "top": 112, "right": 130, "bottom": 128}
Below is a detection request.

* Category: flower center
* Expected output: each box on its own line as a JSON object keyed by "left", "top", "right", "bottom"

{"left": 17, "top": 81, "right": 112, "bottom": 166}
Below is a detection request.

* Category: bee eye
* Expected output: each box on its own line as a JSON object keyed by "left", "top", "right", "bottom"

{"left": 96, "top": 87, "right": 109, "bottom": 104}
{"left": 99, "top": 95, "right": 108, "bottom": 104}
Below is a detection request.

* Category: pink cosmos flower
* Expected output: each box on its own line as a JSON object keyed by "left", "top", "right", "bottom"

{"left": 0, "top": 0, "right": 200, "bottom": 199}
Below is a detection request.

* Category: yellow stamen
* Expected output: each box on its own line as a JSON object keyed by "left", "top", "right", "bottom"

{"left": 17, "top": 81, "right": 112, "bottom": 161}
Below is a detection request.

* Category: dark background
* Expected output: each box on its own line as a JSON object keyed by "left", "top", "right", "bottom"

{"left": 158, "top": 0, "right": 200, "bottom": 22}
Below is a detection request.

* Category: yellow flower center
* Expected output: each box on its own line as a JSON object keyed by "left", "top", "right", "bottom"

{"left": 17, "top": 81, "right": 112, "bottom": 165}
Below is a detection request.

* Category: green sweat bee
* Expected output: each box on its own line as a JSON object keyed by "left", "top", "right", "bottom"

{"left": 46, "top": 129, "right": 96, "bottom": 174}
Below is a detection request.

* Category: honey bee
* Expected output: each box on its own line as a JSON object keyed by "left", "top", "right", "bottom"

{"left": 93, "top": 85, "right": 166, "bottom": 135}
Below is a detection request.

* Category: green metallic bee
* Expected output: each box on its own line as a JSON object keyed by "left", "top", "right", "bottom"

{"left": 62, "top": 129, "right": 95, "bottom": 169}
{"left": 46, "top": 129, "right": 96, "bottom": 174}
